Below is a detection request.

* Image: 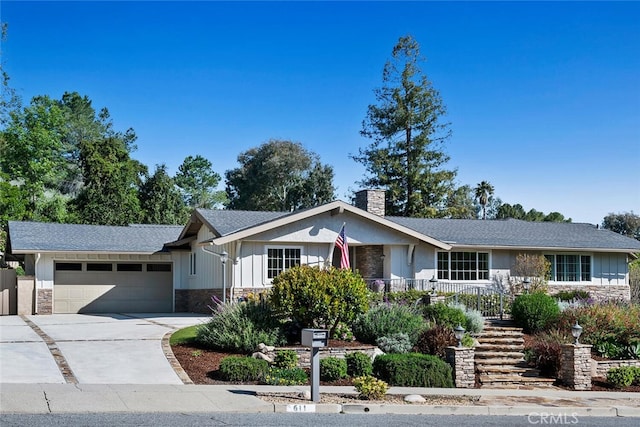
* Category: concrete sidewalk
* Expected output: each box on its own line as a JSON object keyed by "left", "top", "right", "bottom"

{"left": 1, "top": 384, "right": 639, "bottom": 417}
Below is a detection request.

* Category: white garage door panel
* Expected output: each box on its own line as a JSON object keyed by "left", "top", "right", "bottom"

{"left": 54, "top": 264, "right": 172, "bottom": 314}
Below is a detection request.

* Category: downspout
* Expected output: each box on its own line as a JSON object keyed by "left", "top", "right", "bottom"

{"left": 34, "top": 253, "right": 41, "bottom": 314}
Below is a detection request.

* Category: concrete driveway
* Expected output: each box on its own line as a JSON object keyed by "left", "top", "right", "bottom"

{"left": 0, "top": 313, "right": 210, "bottom": 384}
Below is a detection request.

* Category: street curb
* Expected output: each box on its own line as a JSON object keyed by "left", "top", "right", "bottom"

{"left": 269, "top": 403, "right": 636, "bottom": 417}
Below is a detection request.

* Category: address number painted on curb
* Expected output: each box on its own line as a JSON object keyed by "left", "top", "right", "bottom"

{"left": 286, "top": 404, "right": 316, "bottom": 413}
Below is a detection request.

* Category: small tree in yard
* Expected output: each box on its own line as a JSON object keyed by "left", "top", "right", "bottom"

{"left": 269, "top": 265, "right": 369, "bottom": 336}
{"left": 509, "top": 253, "right": 551, "bottom": 294}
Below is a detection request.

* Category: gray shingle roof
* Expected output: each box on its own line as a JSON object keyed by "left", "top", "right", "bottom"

{"left": 196, "top": 209, "right": 291, "bottom": 236}
{"left": 386, "top": 217, "right": 640, "bottom": 251}
{"left": 8, "top": 221, "right": 183, "bottom": 253}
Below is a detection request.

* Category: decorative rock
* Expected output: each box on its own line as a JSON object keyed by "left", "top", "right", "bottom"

{"left": 371, "top": 347, "right": 385, "bottom": 359}
{"left": 298, "top": 390, "right": 311, "bottom": 400}
{"left": 251, "top": 352, "right": 273, "bottom": 363}
{"left": 404, "top": 394, "right": 426, "bottom": 403}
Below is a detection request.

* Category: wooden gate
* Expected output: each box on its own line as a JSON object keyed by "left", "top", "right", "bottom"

{"left": 0, "top": 269, "right": 17, "bottom": 315}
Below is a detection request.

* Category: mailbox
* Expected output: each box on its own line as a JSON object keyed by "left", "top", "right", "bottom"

{"left": 301, "top": 328, "right": 329, "bottom": 348}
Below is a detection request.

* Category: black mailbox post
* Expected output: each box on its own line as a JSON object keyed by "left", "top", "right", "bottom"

{"left": 301, "top": 328, "right": 328, "bottom": 402}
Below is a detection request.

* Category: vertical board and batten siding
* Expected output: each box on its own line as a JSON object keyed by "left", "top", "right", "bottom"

{"left": 186, "top": 226, "right": 233, "bottom": 291}
{"left": 593, "top": 253, "right": 628, "bottom": 285}
{"left": 413, "top": 245, "right": 435, "bottom": 281}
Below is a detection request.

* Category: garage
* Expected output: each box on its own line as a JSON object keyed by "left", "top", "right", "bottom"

{"left": 54, "top": 262, "right": 173, "bottom": 313}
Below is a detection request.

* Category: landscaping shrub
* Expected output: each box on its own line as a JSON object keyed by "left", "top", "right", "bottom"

{"left": 421, "top": 303, "right": 466, "bottom": 329}
{"left": 553, "top": 290, "right": 590, "bottom": 302}
{"left": 413, "top": 325, "right": 456, "bottom": 359}
{"left": 376, "top": 333, "right": 413, "bottom": 354}
{"left": 273, "top": 350, "right": 298, "bottom": 369}
{"left": 525, "top": 330, "right": 570, "bottom": 376}
{"left": 353, "top": 375, "right": 388, "bottom": 400}
{"left": 383, "top": 290, "right": 429, "bottom": 306}
{"left": 263, "top": 367, "right": 308, "bottom": 385}
{"left": 219, "top": 356, "right": 269, "bottom": 382}
{"left": 352, "top": 303, "right": 427, "bottom": 345}
{"left": 196, "top": 298, "right": 287, "bottom": 353}
{"left": 345, "top": 352, "right": 373, "bottom": 377}
{"left": 320, "top": 357, "right": 348, "bottom": 381}
{"left": 269, "top": 265, "right": 369, "bottom": 335}
{"left": 553, "top": 301, "right": 640, "bottom": 357}
{"left": 463, "top": 307, "right": 484, "bottom": 335}
{"left": 511, "top": 292, "right": 560, "bottom": 334}
{"left": 373, "top": 353, "right": 453, "bottom": 387}
{"left": 606, "top": 366, "right": 640, "bottom": 388}
{"left": 331, "top": 321, "right": 355, "bottom": 342}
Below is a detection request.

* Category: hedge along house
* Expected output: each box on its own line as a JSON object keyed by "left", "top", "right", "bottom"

{"left": 7, "top": 190, "right": 640, "bottom": 314}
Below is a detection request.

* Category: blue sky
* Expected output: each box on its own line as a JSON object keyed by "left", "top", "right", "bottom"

{"left": 2, "top": 1, "right": 639, "bottom": 225}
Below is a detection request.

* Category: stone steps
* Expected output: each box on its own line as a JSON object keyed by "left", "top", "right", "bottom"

{"left": 475, "top": 320, "right": 554, "bottom": 388}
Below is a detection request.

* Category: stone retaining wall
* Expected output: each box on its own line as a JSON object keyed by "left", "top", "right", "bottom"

{"left": 591, "top": 359, "right": 640, "bottom": 378}
{"left": 548, "top": 284, "right": 630, "bottom": 301}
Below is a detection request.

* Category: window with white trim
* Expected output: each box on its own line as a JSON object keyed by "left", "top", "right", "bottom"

{"left": 189, "top": 252, "right": 197, "bottom": 276}
{"left": 267, "top": 247, "right": 301, "bottom": 279}
{"left": 545, "top": 254, "right": 591, "bottom": 282}
{"left": 437, "top": 251, "right": 489, "bottom": 281}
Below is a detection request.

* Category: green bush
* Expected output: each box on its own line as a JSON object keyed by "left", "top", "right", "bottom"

{"left": 422, "top": 303, "right": 466, "bottom": 329}
{"left": 320, "top": 357, "right": 348, "bottom": 382}
{"left": 553, "top": 290, "right": 590, "bottom": 302}
{"left": 606, "top": 366, "right": 640, "bottom": 388}
{"left": 384, "top": 290, "right": 430, "bottom": 305}
{"left": 463, "top": 308, "right": 485, "bottom": 334}
{"left": 373, "top": 353, "right": 453, "bottom": 387}
{"left": 376, "top": 333, "right": 413, "bottom": 354}
{"left": 413, "top": 325, "right": 456, "bottom": 359}
{"left": 269, "top": 266, "right": 369, "bottom": 335}
{"left": 353, "top": 375, "right": 388, "bottom": 400}
{"left": 352, "top": 304, "right": 427, "bottom": 345}
{"left": 263, "top": 367, "right": 308, "bottom": 385}
{"left": 345, "top": 352, "right": 373, "bottom": 377}
{"left": 196, "top": 299, "right": 286, "bottom": 353}
{"left": 273, "top": 350, "right": 298, "bottom": 369}
{"left": 219, "top": 356, "right": 269, "bottom": 382}
{"left": 511, "top": 292, "right": 560, "bottom": 334}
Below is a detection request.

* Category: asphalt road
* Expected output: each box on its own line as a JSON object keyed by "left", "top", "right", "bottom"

{"left": 0, "top": 413, "right": 636, "bottom": 427}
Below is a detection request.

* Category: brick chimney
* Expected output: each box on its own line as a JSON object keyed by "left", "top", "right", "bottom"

{"left": 355, "top": 189, "right": 385, "bottom": 217}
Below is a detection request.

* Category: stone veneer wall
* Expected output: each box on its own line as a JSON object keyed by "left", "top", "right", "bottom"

{"left": 354, "top": 189, "right": 385, "bottom": 216}
{"left": 548, "top": 284, "right": 630, "bottom": 301}
{"left": 445, "top": 346, "right": 475, "bottom": 388}
{"left": 37, "top": 289, "right": 52, "bottom": 314}
{"left": 266, "top": 346, "right": 379, "bottom": 369}
{"left": 356, "top": 246, "right": 384, "bottom": 279}
{"left": 174, "top": 289, "right": 223, "bottom": 314}
{"left": 558, "top": 344, "right": 592, "bottom": 390}
{"left": 591, "top": 359, "right": 640, "bottom": 378}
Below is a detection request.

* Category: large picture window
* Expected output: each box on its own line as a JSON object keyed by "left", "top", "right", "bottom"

{"left": 267, "top": 247, "right": 301, "bottom": 279}
{"left": 545, "top": 254, "right": 591, "bottom": 282}
{"left": 437, "top": 251, "right": 489, "bottom": 281}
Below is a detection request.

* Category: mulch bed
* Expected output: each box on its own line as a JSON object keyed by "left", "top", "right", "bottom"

{"left": 172, "top": 339, "right": 640, "bottom": 392}
{"left": 171, "top": 339, "right": 368, "bottom": 386}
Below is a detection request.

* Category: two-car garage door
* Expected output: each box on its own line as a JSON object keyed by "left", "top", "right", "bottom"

{"left": 54, "top": 262, "right": 173, "bottom": 314}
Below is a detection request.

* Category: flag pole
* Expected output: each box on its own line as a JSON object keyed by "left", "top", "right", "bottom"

{"left": 326, "top": 222, "right": 346, "bottom": 268}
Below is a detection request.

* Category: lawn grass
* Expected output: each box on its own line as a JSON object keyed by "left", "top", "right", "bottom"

{"left": 169, "top": 325, "right": 199, "bottom": 345}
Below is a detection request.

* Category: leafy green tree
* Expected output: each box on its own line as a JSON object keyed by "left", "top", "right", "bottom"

{"left": 603, "top": 212, "right": 640, "bottom": 240}
{"left": 174, "top": 155, "right": 226, "bottom": 209}
{"left": 225, "top": 139, "right": 335, "bottom": 211}
{"left": 352, "top": 35, "right": 456, "bottom": 217}
{"left": 139, "top": 164, "right": 188, "bottom": 224}
{"left": 445, "top": 185, "right": 476, "bottom": 219}
{"left": 496, "top": 203, "right": 527, "bottom": 220}
{"left": 1, "top": 22, "right": 21, "bottom": 128}
{"left": 1, "top": 95, "right": 68, "bottom": 218}
{"left": 543, "top": 212, "right": 569, "bottom": 222}
{"left": 71, "top": 109, "right": 143, "bottom": 225}
{"left": 474, "top": 181, "right": 494, "bottom": 220}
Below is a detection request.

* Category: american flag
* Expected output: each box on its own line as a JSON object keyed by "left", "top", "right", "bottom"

{"left": 335, "top": 225, "right": 350, "bottom": 269}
